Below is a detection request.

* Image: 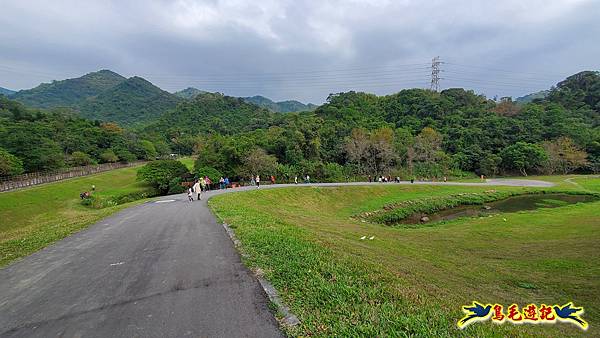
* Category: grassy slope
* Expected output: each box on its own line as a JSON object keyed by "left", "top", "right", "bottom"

{"left": 179, "top": 156, "right": 196, "bottom": 171}
{"left": 209, "top": 178, "right": 600, "bottom": 337}
{"left": 0, "top": 166, "right": 152, "bottom": 266}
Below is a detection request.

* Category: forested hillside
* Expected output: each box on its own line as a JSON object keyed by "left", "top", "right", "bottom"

{"left": 144, "top": 92, "right": 276, "bottom": 153}
{"left": 2, "top": 70, "right": 598, "bottom": 180}
{"left": 79, "top": 76, "right": 182, "bottom": 125}
{"left": 11, "top": 70, "right": 126, "bottom": 108}
{"left": 0, "top": 96, "right": 170, "bottom": 175}
{"left": 190, "top": 71, "right": 599, "bottom": 181}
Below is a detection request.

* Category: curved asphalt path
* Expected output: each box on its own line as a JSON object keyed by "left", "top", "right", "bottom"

{"left": 0, "top": 179, "right": 553, "bottom": 337}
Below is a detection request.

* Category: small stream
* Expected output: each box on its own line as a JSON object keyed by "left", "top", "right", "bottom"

{"left": 401, "top": 193, "right": 598, "bottom": 225}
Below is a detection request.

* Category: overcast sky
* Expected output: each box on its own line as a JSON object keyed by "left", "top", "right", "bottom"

{"left": 1, "top": 0, "right": 599, "bottom": 103}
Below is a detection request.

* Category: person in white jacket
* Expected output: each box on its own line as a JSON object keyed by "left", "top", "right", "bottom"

{"left": 193, "top": 180, "right": 202, "bottom": 201}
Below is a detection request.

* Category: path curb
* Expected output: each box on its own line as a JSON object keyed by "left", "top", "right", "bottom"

{"left": 221, "top": 222, "right": 300, "bottom": 327}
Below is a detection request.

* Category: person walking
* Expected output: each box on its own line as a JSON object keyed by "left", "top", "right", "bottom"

{"left": 270, "top": 175, "right": 275, "bottom": 185}
{"left": 305, "top": 174, "right": 310, "bottom": 184}
{"left": 250, "top": 175, "right": 256, "bottom": 186}
{"left": 187, "top": 187, "right": 194, "bottom": 202}
{"left": 205, "top": 176, "right": 212, "bottom": 190}
{"left": 219, "top": 177, "right": 225, "bottom": 189}
{"left": 224, "top": 177, "right": 230, "bottom": 189}
{"left": 200, "top": 176, "right": 207, "bottom": 192}
{"left": 193, "top": 180, "right": 202, "bottom": 201}
{"left": 256, "top": 175, "right": 260, "bottom": 188}
{"left": 294, "top": 176, "right": 298, "bottom": 184}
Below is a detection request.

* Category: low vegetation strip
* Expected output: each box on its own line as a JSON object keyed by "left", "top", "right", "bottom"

{"left": 356, "top": 189, "right": 599, "bottom": 226}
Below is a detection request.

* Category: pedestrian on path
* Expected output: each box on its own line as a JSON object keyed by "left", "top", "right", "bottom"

{"left": 200, "top": 176, "right": 207, "bottom": 191}
{"left": 294, "top": 176, "right": 298, "bottom": 184}
{"left": 256, "top": 175, "right": 260, "bottom": 188}
{"left": 187, "top": 187, "right": 194, "bottom": 202}
{"left": 270, "top": 175, "right": 275, "bottom": 185}
{"left": 193, "top": 180, "right": 202, "bottom": 201}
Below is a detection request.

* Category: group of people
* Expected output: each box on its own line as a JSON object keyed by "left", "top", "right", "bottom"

{"left": 187, "top": 176, "right": 210, "bottom": 202}
{"left": 248, "top": 174, "right": 312, "bottom": 188}
{"left": 367, "top": 175, "right": 448, "bottom": 183}
{"left": 218, "top": 177, "right": 230, "bottom": 190}
{"left": 368, "top": 175, "right": 401, "bottom": 183}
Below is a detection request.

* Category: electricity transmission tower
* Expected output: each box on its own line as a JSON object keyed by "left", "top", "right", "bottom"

{"left": 430, "top": 56, "right": 441, "bottom": 92}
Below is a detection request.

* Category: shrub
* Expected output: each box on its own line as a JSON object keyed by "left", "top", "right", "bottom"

{"left": 100, "top": 149, "right": 119, "bottom": 163}
{"left": 115, "top": 148, "right": 137, "bottom": 163}
{"left": 69, "top": 151, "right": 97, "bottom": 166}
{"left": 81, "top": 189, "right": 158, "bottom": 209}
{"left": 140, "top": 140, "right": 158, "bottom": 160}
{"left": 168, "top": 177, "right": 186, "bottom": 194}
{"left": 322, "top": 162, "right": 345, "bottom": 182}
{"left": 137, "top": 159, "right": 189, "bottom": 194}
{"left": 195, "top": 166, "right": 222, "bottom": 183}
{"left": 0, "top": 147, "right": 24, "bottom": 176}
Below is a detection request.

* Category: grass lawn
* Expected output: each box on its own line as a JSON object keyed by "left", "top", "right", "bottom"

{"left": 0, "top": 165, "right": 154, "bottom": 267}
{"left": 179, "top": 156, "right": 196, "bottom": 171}
{"left": 209, "top": 178, "right": 600, "bottom": 337}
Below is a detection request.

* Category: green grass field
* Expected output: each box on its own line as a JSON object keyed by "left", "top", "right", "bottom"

{"left": 179, "top": 156, "right": 196, "bottom": 170}
{"left": 0, "top": 165, "right": 152, "bottom": 266}
{"left": 209, "top": 177, "right": 600, "bottom": 337}
{"left": 0, "top": 157, "right": 196, "bottom": 267}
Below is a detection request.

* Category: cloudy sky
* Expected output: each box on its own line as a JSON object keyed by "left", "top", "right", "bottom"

{"left": 1, "top": 0, "right": 599, "bottom": 103}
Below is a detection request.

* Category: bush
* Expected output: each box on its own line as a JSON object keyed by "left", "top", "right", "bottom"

{"left": 168, "top": 177, "right": 186, "bottom": 194}
{"left": 81, "top": 189, "right": 158, "bottom": 209}
{"left": 69, "top": 151, "right": 97, "bottom": 166}
{"left": 115, "top": 148, "right": 137, "bottom": 163}
{"left": 195, "top": 166, "right": 222, "bottom": 183}
{"left": 0, "top": 147, "right": 24, "bottom": 176}
{"left": 140, "top": 140, "right": 158, "bottom": 160}
{"left": 100, "top": 149, "right": 119, "bottom": 163}
{"left": 137, "top": 159, "right": 189, "bottom": 194}
{"left": 322, "top": 162, "right": 345, "bottom": 182}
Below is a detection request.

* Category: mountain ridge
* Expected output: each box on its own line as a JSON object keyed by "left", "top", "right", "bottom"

{"left": 11, "top": 69, "right": 126, "bottom": 108}
{"left": 79, "top": 76, "right": 182, "bottom": 125}
{"left": 0, "top": 86, "right": 15, "bottom": 96}
{"left": 243, "top": 95, "right": 317, "bottom": 112}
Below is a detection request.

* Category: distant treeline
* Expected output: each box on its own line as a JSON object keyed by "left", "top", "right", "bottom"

{"left": 1, "top": 70, "right": 598, "bottom": 180}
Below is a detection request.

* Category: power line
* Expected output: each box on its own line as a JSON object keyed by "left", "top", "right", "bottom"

{"left": 444, "top": 62, "right": 562, "bottom": 78}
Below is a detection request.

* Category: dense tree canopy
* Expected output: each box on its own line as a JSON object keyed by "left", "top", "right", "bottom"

{"left": 3, "top": 69, "right": 599, "bottom": 180}
{"left": 0, "top": 95, "right": 170, "bottom": 176}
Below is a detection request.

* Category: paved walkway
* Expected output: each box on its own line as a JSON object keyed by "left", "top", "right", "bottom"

{"left": 0, "top": 179, "right": 553, "bottom": 337}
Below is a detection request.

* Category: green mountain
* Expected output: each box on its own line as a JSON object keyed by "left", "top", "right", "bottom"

{"left": 515, "top": 90, "right": 549, "bottom": 104}
{"left": 174, "top": 87, "right": 208, "bottom": 99}
{"left": 11, "top": 70, "right": 126, "bottom": 108}
{"left": 79, "top": 76, "right": 182, "bottom": 125}
{"left": 243, "top": 95, "right": 317, "bottom": 112}
{"left": 146, "top": 92, "right": 274, "bottom": 136}
{"left": 0, "top": 87, "right": 15, "bottom": 96}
